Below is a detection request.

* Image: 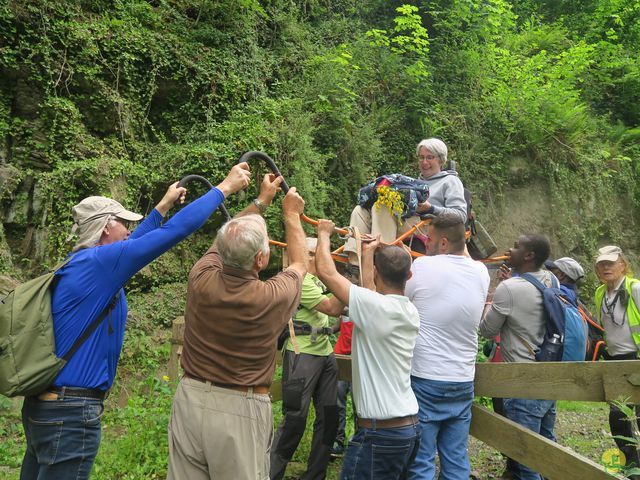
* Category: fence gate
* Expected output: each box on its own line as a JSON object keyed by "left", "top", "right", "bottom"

{"left": 169, "top": 316, "right": 639, "bottom": 480}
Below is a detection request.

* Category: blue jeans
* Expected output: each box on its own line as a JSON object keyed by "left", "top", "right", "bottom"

{"left": 20, "top": 395, "right": 104, "bottom": 480}
{"left": 409, "top": 376, "right": 474, "bottom": 480}
{"left": 502, "top": 398, "right": 556, "bottom": 480}
{"left": 340, "top": 422, "right": 420, "bottom": 480}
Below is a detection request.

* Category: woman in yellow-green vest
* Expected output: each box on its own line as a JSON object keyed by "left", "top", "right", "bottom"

{"left": 594, "top": 245, "right": 640, "bottom": 477}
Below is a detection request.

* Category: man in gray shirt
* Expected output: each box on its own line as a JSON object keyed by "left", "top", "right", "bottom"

{"left": 480, "top": 234, "right": 558, "bottom": 480}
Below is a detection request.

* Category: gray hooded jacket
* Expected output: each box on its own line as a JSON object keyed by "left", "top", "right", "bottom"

{"left": 420, "top": 170, "right": 467, "bottom": 222}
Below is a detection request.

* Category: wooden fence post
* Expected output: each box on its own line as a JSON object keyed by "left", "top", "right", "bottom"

{"left": 470, "top": 405, "right": 616, "bottom": 480}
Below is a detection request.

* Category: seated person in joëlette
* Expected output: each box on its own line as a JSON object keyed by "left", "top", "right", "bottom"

{"left": 343, "top": 138, "right": 467, "bottom": 268}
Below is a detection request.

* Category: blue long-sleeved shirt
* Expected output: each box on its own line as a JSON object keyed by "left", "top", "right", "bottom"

{"left": 51, "top": 187, "right": 225, "bottom": 390}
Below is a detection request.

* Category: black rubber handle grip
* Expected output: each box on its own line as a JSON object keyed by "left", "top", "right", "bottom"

{"left": 177, "top": 174, "right": 231, "bottom": 221}
{"left": 237, "top": 151, "right": 290, "bottom": 193}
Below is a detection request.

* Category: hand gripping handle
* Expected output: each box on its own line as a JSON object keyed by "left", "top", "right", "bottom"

{"left": 177, "top": 174, "right": 231, "bottom": 221}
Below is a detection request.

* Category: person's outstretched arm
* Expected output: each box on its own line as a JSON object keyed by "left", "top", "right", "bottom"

{"left": 130, "top": 182, "right": 188, "bottom": 239}
{"left": 359, "top": 235, "right": 380, "bottom": 291}
{"left": 282, "top": 187, "right": 308, "bottom": 279}
{"left": 315, "top": 219, "right": 352, "bottom": 305}
{"left": 98, "top": 162, "right": 252, "bottom": 282}
{"left": 236, "top": 174, "right": 284, "bottom": 218}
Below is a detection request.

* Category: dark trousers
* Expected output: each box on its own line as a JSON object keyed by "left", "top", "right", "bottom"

{"left": 605, "top": 351, "right": 640, "bottom": 475}
{"left": 20, "top": 395, "right": 104, "bottom": 480}
{"left": 270, "top": 351, "right": 339, "bottom": 480}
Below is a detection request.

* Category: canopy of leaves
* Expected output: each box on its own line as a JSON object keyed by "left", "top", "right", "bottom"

{"left": 0, "top": 0, "right": 638, "bottom": 286}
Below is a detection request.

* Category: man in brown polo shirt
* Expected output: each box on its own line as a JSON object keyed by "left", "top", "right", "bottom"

{"left": 167, "top": 174, "right": 308, "bottom": 480}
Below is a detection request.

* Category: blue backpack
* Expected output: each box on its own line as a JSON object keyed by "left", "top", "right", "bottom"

{"left": 357, "top": 174, "right": 430, "bottom": 219}
{"left": 521, "top": 273, "right": 588, "bottom": 362}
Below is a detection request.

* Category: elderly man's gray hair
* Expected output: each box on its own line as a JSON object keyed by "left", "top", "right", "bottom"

{"left": 416, "top": 138, "right": 448, "bottom": 166}
{"left": 216, "top": 214, "right": 269, "bottom": 270}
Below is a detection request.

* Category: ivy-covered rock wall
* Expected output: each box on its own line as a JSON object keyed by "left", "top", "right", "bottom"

{"left": 1, "top": 0, "right": 639, "bottom": 297}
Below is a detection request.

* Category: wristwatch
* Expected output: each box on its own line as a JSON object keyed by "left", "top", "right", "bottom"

{"left": 253, "top": 198, "right": 267, "bottom": 214}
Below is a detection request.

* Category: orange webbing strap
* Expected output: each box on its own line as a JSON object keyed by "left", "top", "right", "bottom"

{"left": 300, "top": 214, "right": 349, "bottom": 236}
{"left": 578, "top": 304, "right": 605, "bottom": 332}
{"left": 288, "top": 319, "right": 300, "bottom": 355}
{"left": 592, "top": 340, "right": 605, "bottom": 361}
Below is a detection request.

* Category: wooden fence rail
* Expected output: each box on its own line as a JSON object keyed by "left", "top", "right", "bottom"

{"left": 169, "top": 317, "right": 639, "bottom": 480}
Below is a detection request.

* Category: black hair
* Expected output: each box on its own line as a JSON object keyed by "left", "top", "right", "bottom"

{"left": 431, "top": 213, "right": 466, "bottom": 251}
{"left": 521, "top": 234, "right": 551, "bottom": 268}
{"left": 373, "top": 245, "right": 412, "bottom": 289}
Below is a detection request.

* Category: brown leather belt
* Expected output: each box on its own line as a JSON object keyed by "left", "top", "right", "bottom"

{"left": 357, "top": 414, "right": 419, "bottom": 429}
{"left": 185, "top": 374, "right": 270, "bottom": 395}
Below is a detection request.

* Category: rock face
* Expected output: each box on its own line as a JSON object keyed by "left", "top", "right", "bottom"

{"left": 0, "top": 1, "right": 637, "bottom": 292}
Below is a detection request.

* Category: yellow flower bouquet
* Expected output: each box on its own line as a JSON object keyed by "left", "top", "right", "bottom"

{"left": 374, "top": 185, "right": 406, "bottom": 226}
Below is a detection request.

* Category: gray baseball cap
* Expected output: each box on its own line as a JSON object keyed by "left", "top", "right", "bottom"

{"left": 544, "top": 257, "right": 585, "bottom": 282}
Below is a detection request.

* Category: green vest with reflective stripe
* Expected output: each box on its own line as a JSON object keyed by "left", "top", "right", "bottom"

{"left": 594, "top": 277, "right": 640, "bottom": 351}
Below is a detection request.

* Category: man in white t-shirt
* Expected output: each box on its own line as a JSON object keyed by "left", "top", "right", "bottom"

{"left": 405, "top": 212, "right": 490, "bottom": 480}
{"left": 315, "top": 219, "right": 420, "bottom": 480}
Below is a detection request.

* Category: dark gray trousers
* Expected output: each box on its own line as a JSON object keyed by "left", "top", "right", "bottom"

{"left": 270, "top": 351, "right": 339, "bottom": 480}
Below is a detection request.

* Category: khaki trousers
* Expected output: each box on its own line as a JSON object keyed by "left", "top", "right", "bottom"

{"left": 344, "top": 205, "right": 423, "bottom": 255}
{"left": 168, "top": 376, "right": 273, "bottom": 480}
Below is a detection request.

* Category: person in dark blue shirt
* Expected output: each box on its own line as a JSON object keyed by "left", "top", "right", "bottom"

{"left": 20, "top": 163, "right": 252, "bottom": 480}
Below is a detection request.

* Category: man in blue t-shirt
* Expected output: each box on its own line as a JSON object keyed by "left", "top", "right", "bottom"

{"left": 19, "top": 163, "right": 252, "bottom": 480}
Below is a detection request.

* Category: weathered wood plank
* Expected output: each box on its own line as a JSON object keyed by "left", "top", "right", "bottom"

{"left": 336, "top": 354, "right": 352, "bottom": 381}
{"left": 474, "top": 361, "right": 640, "bottom": 402}
{"left": 169, "top": 315, "right": 640, "bottom": 403}
{"left": 469, "top": 404, "right": 616, "bottom": 480}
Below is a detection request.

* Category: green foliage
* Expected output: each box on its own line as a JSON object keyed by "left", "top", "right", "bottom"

{"left": 0, "top": 397, "right": 23, "bottom": 475}
{"left": 93, "top": 376, "right": 174, "bottom": 479}
{"left": 0, "top": 3, "right": 639, "bottom": 474}
{"left": 2, "top": 0, "right": 637, "bottom": 280}
{"left": 366, "top": 5, "right": 430, "bottom": 82}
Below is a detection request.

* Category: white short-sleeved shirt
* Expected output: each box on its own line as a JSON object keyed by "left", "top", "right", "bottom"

{"left": 348, "top": 284, "right": 420, "bottom": 419}
{"left": 405, "top": 255, "right": 490, "bottom": 382}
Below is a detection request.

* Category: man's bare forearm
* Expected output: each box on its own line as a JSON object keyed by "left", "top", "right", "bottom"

{"left": 316, "top": 232, "right": 351, "bottom": 304}
{"left": 284, "top": 213, "right": 308, "bottom": 272}
{"left": 361, "top": 250, "right": 375, "bottom": 290}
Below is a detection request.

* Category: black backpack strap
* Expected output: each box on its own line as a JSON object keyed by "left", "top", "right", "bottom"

{"left": 62, "top": 293, "right": 120, "bottom": 362}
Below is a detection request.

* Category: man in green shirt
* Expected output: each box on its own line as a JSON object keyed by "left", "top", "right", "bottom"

{"left": 270, "top": 238, "right": 346, "bottom": 480}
